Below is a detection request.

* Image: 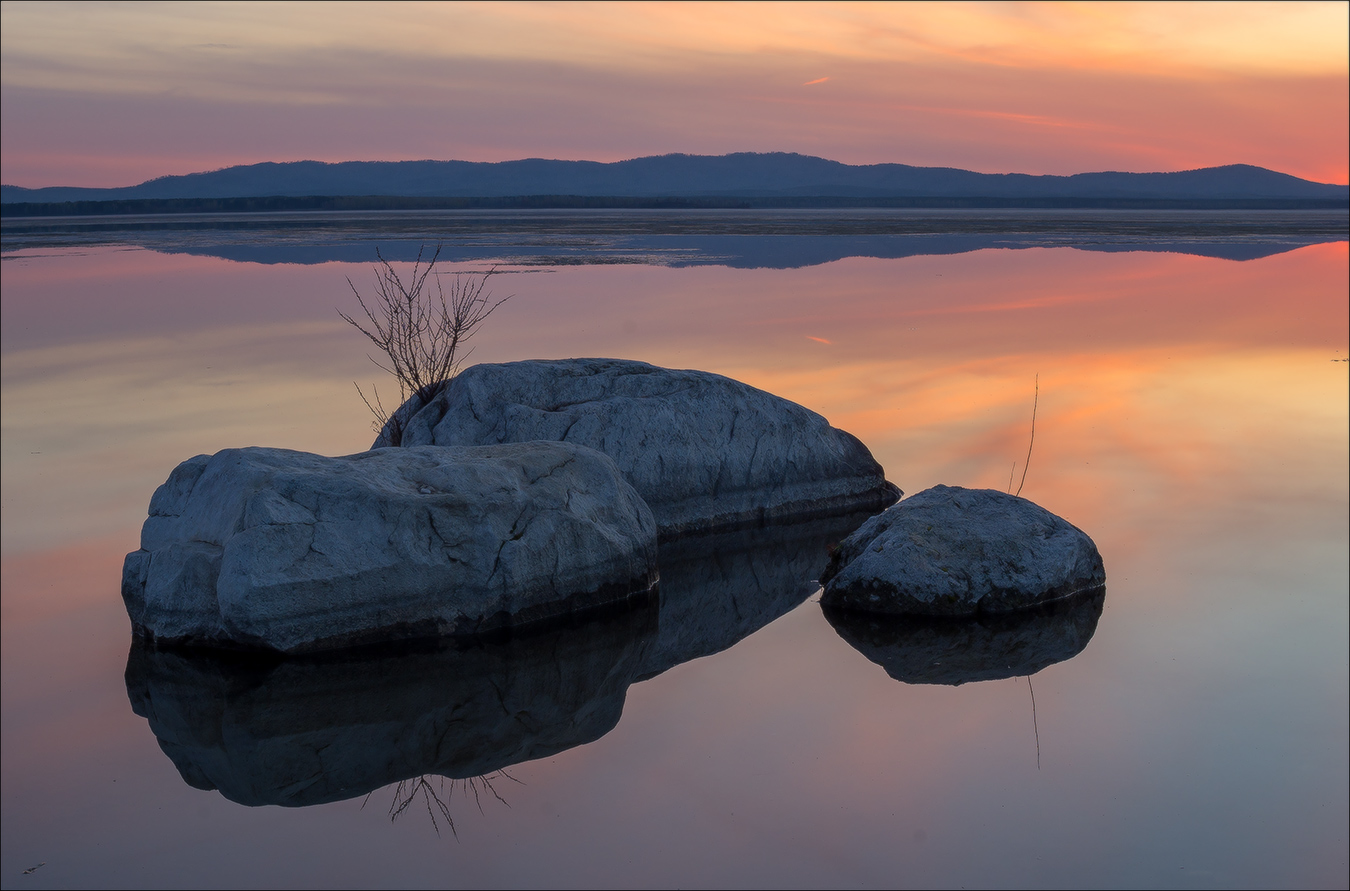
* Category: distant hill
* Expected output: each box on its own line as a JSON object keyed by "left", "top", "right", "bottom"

{"left": 3, "top": 153, "right": 1347, "bottom": 212}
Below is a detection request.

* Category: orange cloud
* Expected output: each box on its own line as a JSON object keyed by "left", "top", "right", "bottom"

{"left": 1, "top": 2, "right": 1344, "bottom": 186}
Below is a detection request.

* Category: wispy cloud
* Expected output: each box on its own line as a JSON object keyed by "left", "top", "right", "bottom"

{"left": 1, "top": 2, "right": 1344, "bottom": 187}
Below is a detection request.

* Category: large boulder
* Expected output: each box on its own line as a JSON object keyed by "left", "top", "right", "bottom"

{"left": 376, "top": 358, "right": 899, "bottom": 538}
{"left": 122, "top": 442, "right": 658, "bottom": 653}
{"left": 820, "top": 485, "right": 1104, "bottom": 616}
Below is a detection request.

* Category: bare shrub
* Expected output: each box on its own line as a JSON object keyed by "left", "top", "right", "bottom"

{"left": 340, "top": 245, "right": 509, "bottom": 444}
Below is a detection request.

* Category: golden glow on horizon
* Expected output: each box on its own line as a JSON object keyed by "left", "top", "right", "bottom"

{"left": 1, "top": 2, "right": 1346, "bottom": 186}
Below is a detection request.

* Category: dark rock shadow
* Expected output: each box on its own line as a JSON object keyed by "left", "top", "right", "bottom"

{"left": 639, "top": 511, "right": 877, "bottom": 680}
{"left": 126, "top": 596, "right": 658, "bottom": 808}
{"left": 124, "top": 511, "right": 876, "bottom": 808}
{"left": 822, "top": 586, "right": 1106, "bottom": 685}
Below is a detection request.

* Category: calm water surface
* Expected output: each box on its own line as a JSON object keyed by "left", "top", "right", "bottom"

{"left": 2, "top": 213, "right": 1346, "bottom": 889}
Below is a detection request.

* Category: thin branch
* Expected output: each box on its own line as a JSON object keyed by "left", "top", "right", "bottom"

{"left": 1015, "top": 374, "right": 1038, "bottom": 498}
{"left": 339, "top": 245, "right": 510, "bottom": 441}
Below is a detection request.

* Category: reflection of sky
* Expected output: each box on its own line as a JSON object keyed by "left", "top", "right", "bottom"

{"left": 3, "top": 243, "right": 1345, "bottom": 554}
{"left": 1, "top": 242, "right": 1346, "bottom": 887}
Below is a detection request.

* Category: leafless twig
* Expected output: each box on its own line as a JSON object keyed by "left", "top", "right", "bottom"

{"left": 339, "top": 245, "right": 509, "bottom": 444}
{"left": 1015, "top": 374, "right": 1038, "bottom": 497}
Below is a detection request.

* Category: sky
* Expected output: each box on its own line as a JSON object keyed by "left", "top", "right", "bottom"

{"left": 1, "top": 1, "right": 1347, "bottom": 188}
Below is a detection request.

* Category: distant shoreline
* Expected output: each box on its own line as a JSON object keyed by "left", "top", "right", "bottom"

{"left": 4, "top": 194, "right": 1348, "bottom": 218}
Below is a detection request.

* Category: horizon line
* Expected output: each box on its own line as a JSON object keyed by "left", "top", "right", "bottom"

{"left": 5, "top": 152, "right": 1348, "bottom": 192}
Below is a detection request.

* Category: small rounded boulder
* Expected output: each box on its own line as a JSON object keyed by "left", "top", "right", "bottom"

{"left": 820, "top": 485, "right": 1105, "bottom": 617}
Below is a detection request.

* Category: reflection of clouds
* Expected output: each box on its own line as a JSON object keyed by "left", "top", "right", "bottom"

{"left": 3, "top": 243, "right": 1342, "bottom": 535}
{"left": 1, "top": 323, "right": 373, "bottom": 553}
{"left": 3, "top": 244, "right": 1343, "bottom": 560}
{"left": 732, "top": 344, "right": 1348, "bottom": 540}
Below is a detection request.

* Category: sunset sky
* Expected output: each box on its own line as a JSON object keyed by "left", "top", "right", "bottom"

{"left": 1, "top": 1, "right": 1347, "bottom": 188}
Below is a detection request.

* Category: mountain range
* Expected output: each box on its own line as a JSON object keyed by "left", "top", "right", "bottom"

{"left": 3, "top": 153, "right": 1347, "bottom": 210}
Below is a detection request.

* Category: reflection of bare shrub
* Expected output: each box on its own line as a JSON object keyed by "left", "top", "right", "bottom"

{"left": 340, "top": 245, "right": 509, "bottom": 444}
{"left": 366, "top": 771, "right": 521, "bottom": 839}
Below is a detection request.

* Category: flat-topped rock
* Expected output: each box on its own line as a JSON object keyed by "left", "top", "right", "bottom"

{"left": 820, "top": 485, "right": 1104, "bottom": 616}
{"left": 122, "top": 442, "right": 658, "bottom": 653}
{"left": 376, "top": 358, "right": 899, "bottom": 538}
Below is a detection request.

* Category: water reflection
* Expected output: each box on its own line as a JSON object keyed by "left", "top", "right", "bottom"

{"left": 377, "top": 772, "right": 520, "bottom": 839}
{"left": 639, "top": 512, "right": 873, "bottom": 680}
{"left": 126, "top": 597, "right": 657, "bottom": 808}
{"left": 822, "top": 586, "right": 1106, "bottom": 686}
{"left": 3, "top": 234, "right": 1342, "bottom": 886}
{"left": 125, "top": 513, "right": 868, "bottom": 809}
{"left": 4, "top": 209, "right": 1344, "bottom": 267}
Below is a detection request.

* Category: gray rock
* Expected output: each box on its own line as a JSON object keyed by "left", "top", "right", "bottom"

{"left": 823, "top": 587, "right": 1105, "bottom": 685}
{"left": 820, "top": 485, "right": 1104, "bottom": 616}
{"left": 376, "top": 358, "right": 899, "bottom": 538}
{"left": 124, "top": 599, "right": 656, "bottom": 807}
{"left": 122, "top": 442, "right": 658, "bottom": 653}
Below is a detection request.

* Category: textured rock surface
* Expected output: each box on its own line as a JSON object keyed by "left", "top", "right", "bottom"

{"left": 125, "top": 600, "right": 656, "bottom": 807}
{"left": 823, "top": 587, "right": 1105, "bottom": 685}
{"left": 820, "top": 485, "right": 1104, "bottom": 616}
{"left": 376, "top": 358, "right": 899, "bottom": 537}
{"left": 122, "top": 442, "right": 658, "bottom": 653}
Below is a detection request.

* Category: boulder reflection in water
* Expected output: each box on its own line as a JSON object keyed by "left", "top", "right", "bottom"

{"left": 124, "top": 596, "right": 658, "bottom": 808}
{"left": 639, "top": 511, "right": 879, "bottom": 681}
{"left": 822, "top": 587, "right": 1106, "bottom": 686}
{"left": 123, "top": 510, "right": 880, "bottom": 811}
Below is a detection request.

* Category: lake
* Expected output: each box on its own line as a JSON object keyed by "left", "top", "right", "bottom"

{"left": 2, "top": 210, "right": 1346, "bottom": 889}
